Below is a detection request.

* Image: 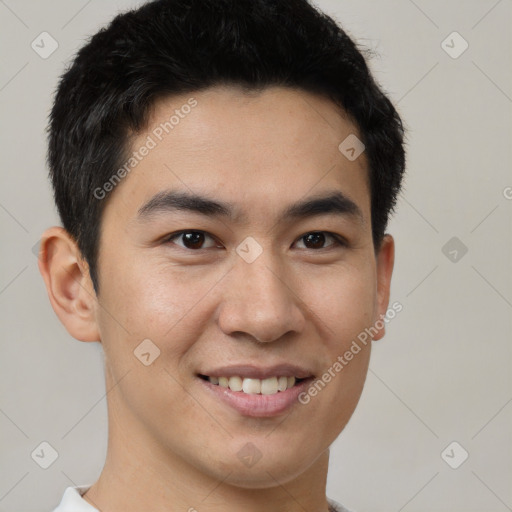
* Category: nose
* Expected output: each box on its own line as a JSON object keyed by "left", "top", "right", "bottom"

{"left": 216, "top": 247, "right": 306, "bottom": 344}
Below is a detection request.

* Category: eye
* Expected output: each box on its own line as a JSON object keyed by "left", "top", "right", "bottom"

{"left": 164, "top": 230, "right": 220, "bottom": 250}
{"left": 294, "top": 231, "right": 346, "bottom": 250}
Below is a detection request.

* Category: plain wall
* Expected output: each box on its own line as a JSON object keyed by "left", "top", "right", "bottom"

{"left": 0, "top": 1, "right": 510, "bottom": 511}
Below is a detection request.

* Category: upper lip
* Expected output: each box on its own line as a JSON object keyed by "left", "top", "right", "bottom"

{"left": 198, "top": 364, "right": 315, "bottom": 380}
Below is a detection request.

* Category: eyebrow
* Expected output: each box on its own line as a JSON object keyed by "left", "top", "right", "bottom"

{"left": 136, "top": 189, "right": 365, "bottom": 226}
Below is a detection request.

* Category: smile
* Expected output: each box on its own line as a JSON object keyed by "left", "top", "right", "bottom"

{"left": 199, "top": 375, "right": 303, "bottom": 395}
{"left": 197, "top": 365, "right": 316, "bottom": 417}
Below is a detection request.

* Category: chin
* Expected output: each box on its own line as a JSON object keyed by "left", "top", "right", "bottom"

{"left": 215, "top": 464, "right": 306, "bottom": 490}
{"left": 201, "top": 440, "right": 323, "bottom": 489}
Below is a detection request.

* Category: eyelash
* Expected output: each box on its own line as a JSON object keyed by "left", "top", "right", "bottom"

{"left": 163, "top": 230, "right": 347, "bottom": 251}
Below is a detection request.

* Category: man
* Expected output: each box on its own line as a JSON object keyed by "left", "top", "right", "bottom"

{"left": 39, "top": 0, "right": 406, "bottom": 510}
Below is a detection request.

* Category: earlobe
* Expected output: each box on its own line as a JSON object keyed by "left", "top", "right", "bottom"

{"left": 372, "top": 234, "right": 395, "bottom": 342}
{"left": 38, "top": 227, "right": 100, "bottom": 342}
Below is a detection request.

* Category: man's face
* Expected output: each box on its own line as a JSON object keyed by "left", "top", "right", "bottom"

{"left": 92, "top": 85, "right": 393, "bottom": 487}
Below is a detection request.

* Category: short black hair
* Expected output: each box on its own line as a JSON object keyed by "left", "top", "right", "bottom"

{"left": 48, "top": 0, "right": 406, "bottom": 294}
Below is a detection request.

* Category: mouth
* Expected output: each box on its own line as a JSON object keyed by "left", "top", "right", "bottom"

{"left": 196, "top": 366, "right": 315, "bottom": 417}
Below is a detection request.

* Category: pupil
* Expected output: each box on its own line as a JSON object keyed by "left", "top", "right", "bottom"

{"left": 305, "top": 232, "right": 324, "bottom": 249}
{"left": 184, "top": 231, "right": 204, "bottom": 249}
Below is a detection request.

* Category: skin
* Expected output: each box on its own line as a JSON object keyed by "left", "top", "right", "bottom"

{"left": 39, "top": 85, "right": 394, "bottom": 512}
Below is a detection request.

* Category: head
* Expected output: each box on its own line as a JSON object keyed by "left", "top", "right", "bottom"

{"left": 40, "top": 0, "right": 405, "bottom": 490}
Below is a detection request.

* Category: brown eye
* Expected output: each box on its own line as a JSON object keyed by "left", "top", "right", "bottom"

{"left": 295, "top": 231, "right": 345, "bottom": 250}
{"left": 166, "top": 230, "right": 219, "bottom": 250}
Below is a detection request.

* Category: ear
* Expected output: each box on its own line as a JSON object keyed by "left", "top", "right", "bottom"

{"left": 38, "top": 226, "right": 100, "bottom": 342}
{"left": 372, "top": 234, "right": 395, "bottom": 342}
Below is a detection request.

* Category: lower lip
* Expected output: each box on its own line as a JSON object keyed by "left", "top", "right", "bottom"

{"left": 199, "top": 377, "right": 314, "bottom": 418}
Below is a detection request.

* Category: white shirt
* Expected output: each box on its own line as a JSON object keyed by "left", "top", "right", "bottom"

{"left": 52, "top": 485, "right": 354, "bottom": 512}
{"left": 52, "top": 486, "right": 98, "bottom": 511}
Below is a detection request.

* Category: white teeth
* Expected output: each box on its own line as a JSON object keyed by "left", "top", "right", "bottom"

{"left": 228, "top": 376, "right": 243, "bottom": 392}
{"left": 261, "top": 377, "right": 278, "bottom": 395}
{"left": 207, "top": 375, "right": 301, "bottom": 395}
{"left": 277, "top": 376, "right": 288, "bottom": 391}
{"left": 242, "top": 378, "right": 261, "bottom": 394}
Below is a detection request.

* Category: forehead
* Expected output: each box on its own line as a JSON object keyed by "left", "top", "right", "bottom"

{"left": 104, "top": 85, "right": 371, "bottom": 226}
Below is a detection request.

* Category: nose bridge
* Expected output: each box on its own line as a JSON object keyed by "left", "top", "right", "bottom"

{"left": 218, "top": 242, "right": 305, "bottom": 343}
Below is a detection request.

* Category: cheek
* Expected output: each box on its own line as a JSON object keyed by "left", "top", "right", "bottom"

{"left": 295, "top": 262, "right": 376, "bottom": 433}
{"left": 96, "top": 254, "right": 225, "bottom": 358}
{"left": 301, "top": 260, "right": 377, "bottom": 346}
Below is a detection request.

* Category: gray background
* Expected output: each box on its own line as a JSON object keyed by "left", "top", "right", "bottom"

{"left": 0, "top": 1, "right": 511, "bottom": 511}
